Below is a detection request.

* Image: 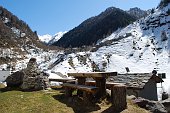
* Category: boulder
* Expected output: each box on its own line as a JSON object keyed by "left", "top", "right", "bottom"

{"left": 5, "top": 71, "right": 25, "bottom": 87}
{"left": 162, "top": 92, "right": 169, "bottom": 100}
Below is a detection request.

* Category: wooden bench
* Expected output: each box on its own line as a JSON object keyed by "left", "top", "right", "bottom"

{"left": 62, "top": 83, "right": 98, "bottom": 94}
{"left": 49, "top": 78, "right": 76, "bottom": 89}
{"left": 85, "top": 81, "right": 125, "bottom": 89}
{"left": 62, "top": 83, "right": 98, "bottom": 100}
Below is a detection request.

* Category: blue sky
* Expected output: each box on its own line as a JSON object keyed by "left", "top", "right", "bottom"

{"left": 0, "top": 0, "right": 160, "bottom": 35}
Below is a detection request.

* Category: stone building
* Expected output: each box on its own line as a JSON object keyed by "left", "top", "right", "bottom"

{"left": 109, "top": 73, "right": 164, "bottom": 101}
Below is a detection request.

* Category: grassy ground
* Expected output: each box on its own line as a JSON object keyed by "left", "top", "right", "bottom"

{"left": 0, "top": 87, "right": 150, "bottom": 113}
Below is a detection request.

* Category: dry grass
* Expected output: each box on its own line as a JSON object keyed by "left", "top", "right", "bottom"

{"left": 0, "top": 88, "right": 150, "bottom": 113}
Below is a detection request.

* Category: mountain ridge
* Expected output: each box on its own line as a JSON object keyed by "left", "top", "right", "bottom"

{"left": 53, "top": 7, "right": 137, "bottom": 48}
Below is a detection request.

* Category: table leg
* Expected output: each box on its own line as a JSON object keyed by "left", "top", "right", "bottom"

{"left": 77, "top": 77, "right": 86, "bottom": 97}
{"left": 95, "top": 77, "right": 106, "bottom": 99}
{"left": 65, "top": 87, "right": 73, "bottom": 97}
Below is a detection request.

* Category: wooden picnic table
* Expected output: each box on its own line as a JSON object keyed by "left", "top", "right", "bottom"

{"left": 68, "top": 72, "right": 117, "bottom": 98}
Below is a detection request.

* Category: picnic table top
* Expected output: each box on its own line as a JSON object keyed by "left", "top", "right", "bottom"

{"left": 68, "top": 72, "right": 117, "bottom": 78}
{"left": 49, "top": 78, "right": 75, "bottom": 82}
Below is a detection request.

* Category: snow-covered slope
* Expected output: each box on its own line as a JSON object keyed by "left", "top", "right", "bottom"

{"left": 38, "top": 31, "right": 66, "bottom": 45}
{"left": 49, "top": 3, "right": 170, "bottom": 74}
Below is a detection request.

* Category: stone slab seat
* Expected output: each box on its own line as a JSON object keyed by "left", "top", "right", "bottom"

{"left": 62, "top": 83, "right": 98, "bottom": 94}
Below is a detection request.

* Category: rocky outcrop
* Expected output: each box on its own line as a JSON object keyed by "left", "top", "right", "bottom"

{"left": 6, "top": 58, "right": 49, "bottom": 91}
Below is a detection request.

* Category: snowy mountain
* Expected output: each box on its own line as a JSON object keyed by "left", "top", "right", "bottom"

{"left": 38, "top": 31, "right": 66, "bottom": 45}
{"left": 53, "top": 7, "right": 136, "bottom": 48}
{"left": 38, "top": 34, "right": 52, "bottom": 44}
{"left": 48, "top": 31, "right": 67, "bottom": 45}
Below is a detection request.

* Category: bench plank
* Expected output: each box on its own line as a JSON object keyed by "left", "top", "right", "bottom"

{"left": 49, "top": 78, "right": 75, "bottom": 82}
{"left": 62, "top": 83, "right": 98, "bottom": 94}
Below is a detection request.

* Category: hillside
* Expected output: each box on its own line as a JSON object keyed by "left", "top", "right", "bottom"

{"left": 53, "top": 7, "right": 137, "bottom": 48}
{"left": 0, "top": 6, "right": 48, "bottom": 65}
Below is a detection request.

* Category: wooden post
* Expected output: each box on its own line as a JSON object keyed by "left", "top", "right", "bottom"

{"left": 77, "top": 77, "right": 86, "bottom": 97}
{"left": 95, "top": 77, "right": 106, "bottom": 99}
{"left": 65, "top": 87, "right": 73, "bottom": 97}
{"left": 83, "top": 92, "right": 93, "bottom": 104}
{"left": 111, "top": 84, "right": 127, "bottom": 112}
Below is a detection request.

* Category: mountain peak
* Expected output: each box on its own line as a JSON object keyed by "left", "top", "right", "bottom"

{"left": 38, "top": 31, "right": 66, "bottom": 45}
{"left": 53, "top": 7, "right": 136, "bottom": 48}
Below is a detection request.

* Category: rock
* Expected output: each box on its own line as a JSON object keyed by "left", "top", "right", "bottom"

{"left": 160, "top": 98, "right": 170, "bottom": 112}
{"left": 106, "top": 89, "right": 111, "bottom": 96}
{"left": 134, "top": 97, "right": 167, "bottom": 113}
{"left": 5, "top": 71, "right": 25, "bottom": 87}
{"left": 162, "top": 92, "right": 169, "bottom": 100}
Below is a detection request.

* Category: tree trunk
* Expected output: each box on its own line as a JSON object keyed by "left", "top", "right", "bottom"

{"left": 111, "top": 84, "right": 127, "bottom": 112}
